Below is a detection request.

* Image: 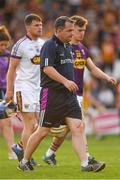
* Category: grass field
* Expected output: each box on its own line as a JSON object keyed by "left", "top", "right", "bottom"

{"left": 0, "top": 134, "right": 120, "bottom": 179}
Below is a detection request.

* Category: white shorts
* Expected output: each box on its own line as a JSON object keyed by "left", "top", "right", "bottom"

{"left": 77, "top": 95, "right": 83, "bottom": 107}
{"left": 14, "top": 89, "right": 40, "bottom": 112}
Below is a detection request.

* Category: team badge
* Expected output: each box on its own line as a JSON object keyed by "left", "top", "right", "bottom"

{"left": 24, "top": 104, "right": 30, "bottom": 109}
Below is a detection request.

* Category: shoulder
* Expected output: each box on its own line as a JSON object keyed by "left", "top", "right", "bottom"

{"left": 13, "top": 36, "right": 29, "bottom": 49}
{"left": 43, "top": 38, "right": 55, "bottom": 47}
{"left": 11, "top": 36, "right": 29, "bottom": 57}
{"left": 41, "top": 38, "right": 56, "bottom": 53}
{"left": 4, "top": 50, "right": 10, "bottom": 56}
{"left": 78, "top": 43, "right": 90, "bottom": 57}
{"left": 37, "top": 38, "right": 45, "bottom": 46}
{"left": 80, "top": 43, "right": 89, "bottom": 52}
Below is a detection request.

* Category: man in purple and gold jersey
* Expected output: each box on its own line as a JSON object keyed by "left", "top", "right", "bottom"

{"left": 43, "top": 15, "right": 117, "bottom": 168}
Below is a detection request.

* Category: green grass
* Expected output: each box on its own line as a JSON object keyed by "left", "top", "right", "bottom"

{"left": 0, "top": 134, "right": 120, "bottom": 179}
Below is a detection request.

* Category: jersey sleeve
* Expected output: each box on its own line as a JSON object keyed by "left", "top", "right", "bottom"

{"left": 10, "top": 42, "right": 23, "bottom": 59}
{"left": 83, "top": 45, "right": 91, "bottom": 62}
{"left": 84, "top": 46, "right": 90, "bottom": 58}
{"left": 40, "top": 40, "right": 56, "bottom": 68}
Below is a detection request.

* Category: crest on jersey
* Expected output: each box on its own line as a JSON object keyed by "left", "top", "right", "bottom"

{"left": 75, "top": 50, "right": 81, "bottom": 58}
{"left": 24, "top": 104, "right": 30, "bottom": 109}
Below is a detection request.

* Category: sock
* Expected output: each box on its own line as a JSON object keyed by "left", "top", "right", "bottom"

{"left": 50, "top": 141, "right": 61, "bottom": 152}
{"left": 86, "top": 143, "right": 91, "bottom": 158}
{"left": 87, "top": 152, "right": 90, "bottom": 158}
{"left": 81, "top": 158, "right": 89, "bottom": 167}
{"left": 22, "top": 158, "right": 28, "bottom": 164}
{"left": 46, "top": 148, "right": 55, "bottom": 157}
{"left": 18, "top": 141, "right": 23, "bottom": 149}
{"left": 16, "top": 143, "right": 22, "bottom": 150}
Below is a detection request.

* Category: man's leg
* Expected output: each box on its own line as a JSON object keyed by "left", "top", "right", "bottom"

{"left": 18, "top": 126, "right": 50, "bottom": 171}
{"left": 43, "top": 121, "right": 103, "bottom": 166}
{"left": 66, "top": 117, "right": 105, "bottom": 172}
{"left": 0, "top": 117, "right": 17, "bottom": 160}
{"left": 66, "top": 117, "right": 87, "bottom": 163}
{"left": 43, "top": 97, "right": 94, "bottom": 165}
{"left": 12, "top": 112, "right": 36, "bottom": 162}
{"left": 20, "top": 112, "right": 36, "bottom": 150}
{"left": 43, "top": 126, "right": 69, "bottom": 165}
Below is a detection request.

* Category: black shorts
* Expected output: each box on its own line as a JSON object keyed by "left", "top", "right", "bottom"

{"left": 39, "top": 88, "right": 82, "bottom": 128}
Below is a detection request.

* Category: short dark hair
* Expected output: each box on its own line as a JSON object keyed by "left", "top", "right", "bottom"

{"left": 0, "top": 25, "right": 11, "bottom": 41}
{"left": 54, "top": 16, "right": 74, "bottom": 31}
{"left": 24, "top": 13, "right": 42, "bottom": 26}
{"left": 70, "top": 15, "right": 88, "bottom": 27}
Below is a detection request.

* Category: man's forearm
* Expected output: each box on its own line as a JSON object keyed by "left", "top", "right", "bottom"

{"left": 6, "top": 68, "right": 15, "bottom": 92}
{"left": 91, "top": 67, "right": 109, "bottom": 81}
{"left": 43, "top": 66, "right": 67, "bottom": 85}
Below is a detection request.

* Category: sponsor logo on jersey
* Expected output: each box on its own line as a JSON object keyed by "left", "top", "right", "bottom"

{"left": 31, "top": 56, "right": 40, "bottom": 64}
{"left": 74, "top": 58, "right": 86, "bottom": 69}
{"left": 60, "top": 58, "right": 73, "bottom": 64}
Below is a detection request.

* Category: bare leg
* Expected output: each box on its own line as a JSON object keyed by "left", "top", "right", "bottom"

{"left": 66, "top": 117, "right": 87, "bottom": 163}
{"left": 24, "top": 126, "right": 50, "bottom": 160}
{"left": 0, "top": 118, "right": 15, "bottom": 153}
{"left": 20, "top": 112, "right": 36, "bottom": 150}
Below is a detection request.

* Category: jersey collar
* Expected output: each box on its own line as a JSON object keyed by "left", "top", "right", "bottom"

{"left": 52, "top": 34, "right": 70, "bottom": 47}
{"left": 26, "top": 34, "right": 32, "bottom": 40}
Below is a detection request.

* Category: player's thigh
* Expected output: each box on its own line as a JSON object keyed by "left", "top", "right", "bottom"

{"left": 66, "top": 117, "right": 84, "bottom": 133}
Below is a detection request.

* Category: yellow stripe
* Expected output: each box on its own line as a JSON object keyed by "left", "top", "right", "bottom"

{"left": 16, "top": 91, "right": 22, "bottom": 112}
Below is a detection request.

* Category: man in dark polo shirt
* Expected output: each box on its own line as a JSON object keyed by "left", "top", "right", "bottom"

{"left": 39, "top": 20, "right": 81, "bottom": 128}
{"left": 18, "top": 16, "right": 104, "bottom": 172}
{"left": 43, "top": 15, "right": 116, "bottom": 168}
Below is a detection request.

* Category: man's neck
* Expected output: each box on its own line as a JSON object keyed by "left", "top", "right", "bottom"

{"left": 70, "top": 39, "right": 80, "bottom": 45}
{"left": 55, "top": 34, "right": 65, "bottom": 43}
{"left": 26, "top": 33, "right": 39, "bottom": 41}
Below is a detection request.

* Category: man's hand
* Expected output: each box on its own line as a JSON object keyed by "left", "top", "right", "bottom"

{"left": 63, "top": 80, "right": 79, "bottom": 92}
{"left": 107, "top": 76, "right": 117, "bottom": 86}
{"left": 5, "top": 91, "right": 14, "bottom": 103}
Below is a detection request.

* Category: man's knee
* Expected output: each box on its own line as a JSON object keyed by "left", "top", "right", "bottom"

{"left": 37, "top": 126, "right": 50, "bottom": 138}
{"left": 71, "top": 121, "right": 85, "bottom": 135}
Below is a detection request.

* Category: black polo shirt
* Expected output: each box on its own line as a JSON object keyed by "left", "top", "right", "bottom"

{"left": 40, "top": 35, "right": 74, "bottom": 90}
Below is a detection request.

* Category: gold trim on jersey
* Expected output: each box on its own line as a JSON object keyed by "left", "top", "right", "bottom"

{"left": 16, "top": 91, "right": 22, "bottom": 112}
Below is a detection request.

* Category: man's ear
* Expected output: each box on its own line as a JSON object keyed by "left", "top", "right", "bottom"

{"left": 57, "top": 27, "right": 63, "bottom": 33}
{"left": 25, "top": 25, "right": 30, "bottom": 32}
